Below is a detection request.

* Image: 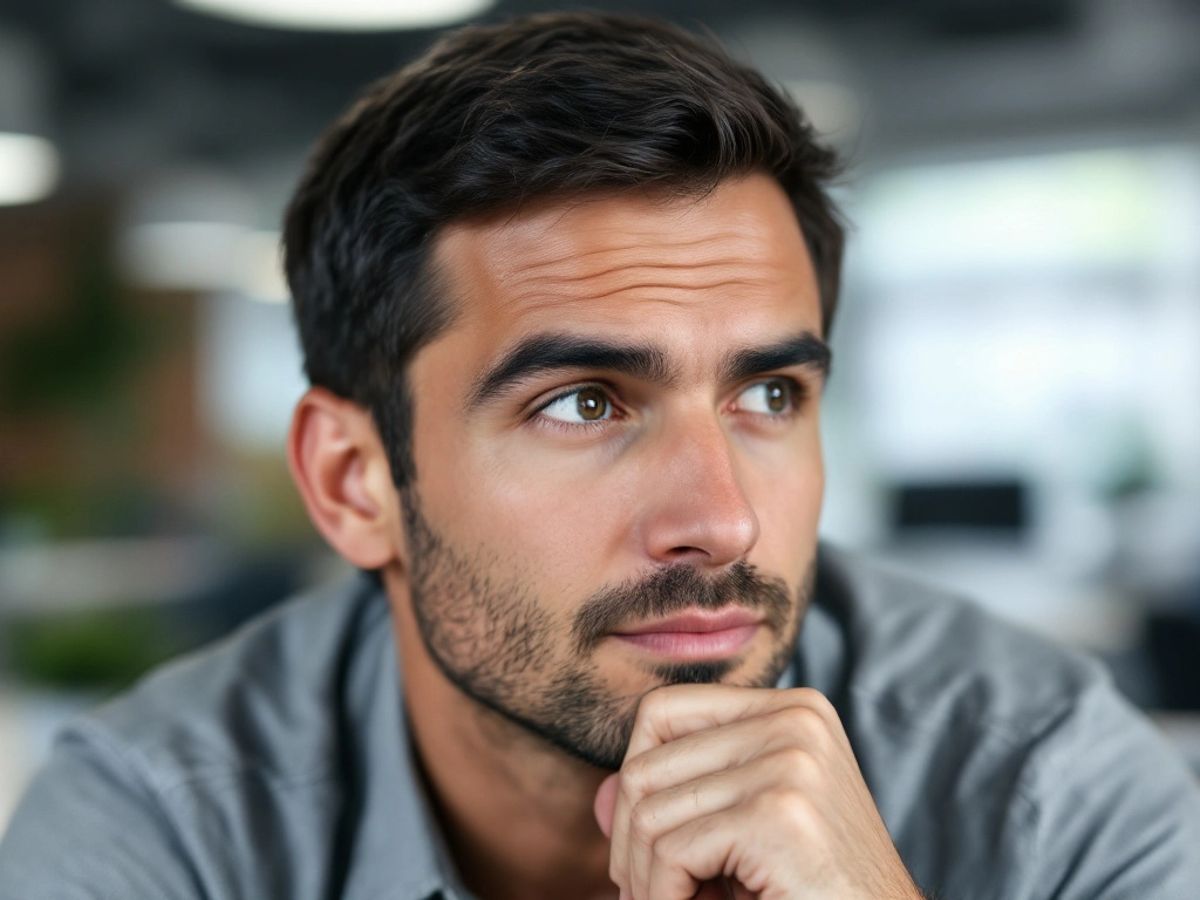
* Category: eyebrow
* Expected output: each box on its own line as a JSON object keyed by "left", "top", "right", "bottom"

{"left": 466, "top": 329, "right": 832, "bottom": 411}
{"left": 466, "top": 333, "right": 676, "bottom": 410}
{"left": 719, "top": 332, "right": 832, "bottom": 384}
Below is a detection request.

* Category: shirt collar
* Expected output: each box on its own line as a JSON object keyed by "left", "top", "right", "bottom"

{"left": 339, "top": 579, "right": 465, "bottom": 900}
{"left": 797, "top": 543, "right": 851, "bottom": 701}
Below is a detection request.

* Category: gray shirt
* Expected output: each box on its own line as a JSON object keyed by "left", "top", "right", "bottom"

{"left": 2, "top": 545, "right": 1198, "bottom": 899}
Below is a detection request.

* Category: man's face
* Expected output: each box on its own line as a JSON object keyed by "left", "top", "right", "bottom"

{"left": 397, "top": 174, "right": 827, "bottom": 770}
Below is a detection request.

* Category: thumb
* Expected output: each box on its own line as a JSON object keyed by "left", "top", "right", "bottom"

{"left": 593, "top": 772, "right": 620, "bottom": 839}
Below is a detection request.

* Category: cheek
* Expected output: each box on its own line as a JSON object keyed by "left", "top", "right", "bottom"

{"left": 744, "top": 432, "right": 824, "bottom": 558}
{"left": 504, "top": 455, "right": 634, "bottom": 578}
{"left": 428, "top": 436, "right": 632, "bottom": 595}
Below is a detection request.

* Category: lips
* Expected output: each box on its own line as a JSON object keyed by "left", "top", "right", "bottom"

{"left": 613, "top": 608, "right": 763, "bottom": 636}
{"left": 611, "top": 607, "right": 762, "bottom": 659}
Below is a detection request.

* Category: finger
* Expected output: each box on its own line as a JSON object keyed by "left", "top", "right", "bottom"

{"left": 595, "top": 772, "right": 620, "bottom": 839}
{"left": 610, "top": 711, "right": 776, "bottom": 892}
{"left": 644, "top": 806, "right": 749, "bottom": 900}
{"left": 610, "top": 703, "right": 830, "bottom": 892}
{"left": 626, "top": 750, "right": 804, "bottom": 900}
{"left": 645, "top": 797, "right": 796, "bottom": 900}
{"left": 624, "top": 684, "right": 842, "bottom": 762}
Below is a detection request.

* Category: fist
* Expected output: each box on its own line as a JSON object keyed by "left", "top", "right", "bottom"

{"left": 593, "top": 684, "right": 923, "bottom": 900}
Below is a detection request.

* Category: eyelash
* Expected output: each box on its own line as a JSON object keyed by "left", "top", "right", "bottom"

{"left": 531, "top": 382, "right": 620, "bottom": 434}
{"left": 753, "top": 381, "right": 811, "bottom": 422}
{"left": 528, "top": 378, "right": 807, "bottom": 433}
{"left": 738, "top": 378, "right": 807, "bottom": 423}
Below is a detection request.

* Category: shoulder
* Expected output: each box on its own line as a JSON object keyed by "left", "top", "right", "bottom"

{"left": 816, "top": 545, "right": 1200, "bottom": 899}
{"left": 87, "top": 571, "right": 388, "bottom": 790}
{"left": 0, "top": 572, "right": 390, "bottom": 899}
{"left": 816, "top": 543, "right": 1107, "bottom": 739}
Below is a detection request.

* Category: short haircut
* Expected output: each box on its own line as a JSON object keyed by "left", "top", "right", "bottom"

{"left": 283, "top": 11, "right": 845, "bottom": 488}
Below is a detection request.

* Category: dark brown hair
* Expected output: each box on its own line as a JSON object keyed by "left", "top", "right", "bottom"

{"left": 283, "top": 11, "right": 844, "bottom": 487}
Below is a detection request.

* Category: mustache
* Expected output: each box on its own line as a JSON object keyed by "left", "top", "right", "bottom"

{"left": 571, "top": 560, "right": 793, "bottom": 653}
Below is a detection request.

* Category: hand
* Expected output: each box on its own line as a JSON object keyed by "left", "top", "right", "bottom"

{"left": 593, "top": 684, "right": 923, "bottom": 900}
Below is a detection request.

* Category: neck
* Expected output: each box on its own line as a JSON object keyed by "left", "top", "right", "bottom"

{"left": 385, "top": 569, "right": 616, "bottom": 900}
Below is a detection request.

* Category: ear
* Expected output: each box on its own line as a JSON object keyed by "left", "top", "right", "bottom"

{"left": 287, "top": 387, "right": 401, "bottom": 570}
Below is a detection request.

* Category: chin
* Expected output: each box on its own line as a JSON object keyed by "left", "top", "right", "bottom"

{"left": 649, "top": 658, "right": 740, "bottom": 685}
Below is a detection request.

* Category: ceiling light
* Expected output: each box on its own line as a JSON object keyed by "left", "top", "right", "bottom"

{"left": 237, "top": 229, "right": 289, "bottom": 302}
{"left": 0, "top": 133, "right": 59, "bottom": 206}
{"left": 174, "top": 0, "right": 494, "bottom": 31}
{"left": 119, "top": 221, "right": 289, "bottom": 303}
{"left": 119, "top": 221, "right": 246, "bottom": 292}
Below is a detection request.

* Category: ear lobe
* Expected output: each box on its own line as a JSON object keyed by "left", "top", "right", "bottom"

{"left": 287, "top": 387, "right": 399, "bottom": 570}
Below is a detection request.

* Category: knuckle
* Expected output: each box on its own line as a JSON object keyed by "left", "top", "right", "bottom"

{"left": 769, "top": 746, "right": 817, "bottom": 782}
{"left": 759, "top": 786, "right": 815, "bottom": 832}
{"left": 629, "top": 801, "right": 660, "bottom": 845}
{"left": 621, "top": 755, "right": 653, "bottom": 800}
{"left": 635, "top": 685, "right": 670, "bottom": 724}
{"left": 653, "top": 821, "right": 691, "bottom": 862}
{"left": 776, "top": 702, "right": 823, "bottom": 735}
{"left": 796, "top": 687, "right": 836, "bottom": 717}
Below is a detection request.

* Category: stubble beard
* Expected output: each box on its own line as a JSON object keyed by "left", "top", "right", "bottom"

{"left": 401, "top": 489, "right": 812, "bottom": 771}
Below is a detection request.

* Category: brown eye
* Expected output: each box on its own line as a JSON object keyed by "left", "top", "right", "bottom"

{"left": 539, "top": 386, "right": 613, "bottom": 424}
{"left": 576, "top": 387, "right": 609, "bottom": 421}
{"left": 736, "top": 378, "right": 797, "bottom": 416}
{"left": 765, "top": 380, "right": 788, "bottom": 412}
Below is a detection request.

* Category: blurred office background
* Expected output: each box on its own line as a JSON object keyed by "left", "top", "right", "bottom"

{"left": 2, "top": 0, "right": 1199, "bottom": 827}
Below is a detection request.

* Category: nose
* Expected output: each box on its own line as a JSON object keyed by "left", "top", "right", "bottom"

{"left": 636, "top": 415, "right": 760, "bottom": 568}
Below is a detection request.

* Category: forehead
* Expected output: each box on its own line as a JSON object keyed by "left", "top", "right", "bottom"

{"left": 428, "top": 174, "right": 821, "bottom": 367}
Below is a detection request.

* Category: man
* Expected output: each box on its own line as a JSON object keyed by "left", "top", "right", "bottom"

{"left": 1, "top": 11, "right": 1198, "bottom": 900}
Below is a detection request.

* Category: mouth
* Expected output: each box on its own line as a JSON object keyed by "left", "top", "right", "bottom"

{"left": 609, "top": 607, "right": 763, "bottom": 660}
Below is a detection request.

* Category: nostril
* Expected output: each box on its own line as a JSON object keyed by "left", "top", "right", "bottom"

{"left": 666, "top": 545, "right": 707, "bottom": 559}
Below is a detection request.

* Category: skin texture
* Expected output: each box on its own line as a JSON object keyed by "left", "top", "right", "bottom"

{"left": 400, "top": 486, "right": 805, "bottom": 771}
{"left": 287, "top": 174, "right": 921, "bottom": 899}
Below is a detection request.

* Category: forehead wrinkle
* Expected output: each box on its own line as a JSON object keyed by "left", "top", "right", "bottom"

{"left": 537, "top": 277, "right": 776, "bottom": 307}
{"left": 502, "top": 257, "right": 799, "bottom": 318}
{"left": 433, "top": 174, "right": 821, "bottom": 346}
{"left": 508, "top": 229, "right": 756, "bottom": 279}
{"left": 518, "top": 256, "right": 760, "bottom": 289}
{"left": 505, "top": 231, "right": 774, "bottom": 283}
